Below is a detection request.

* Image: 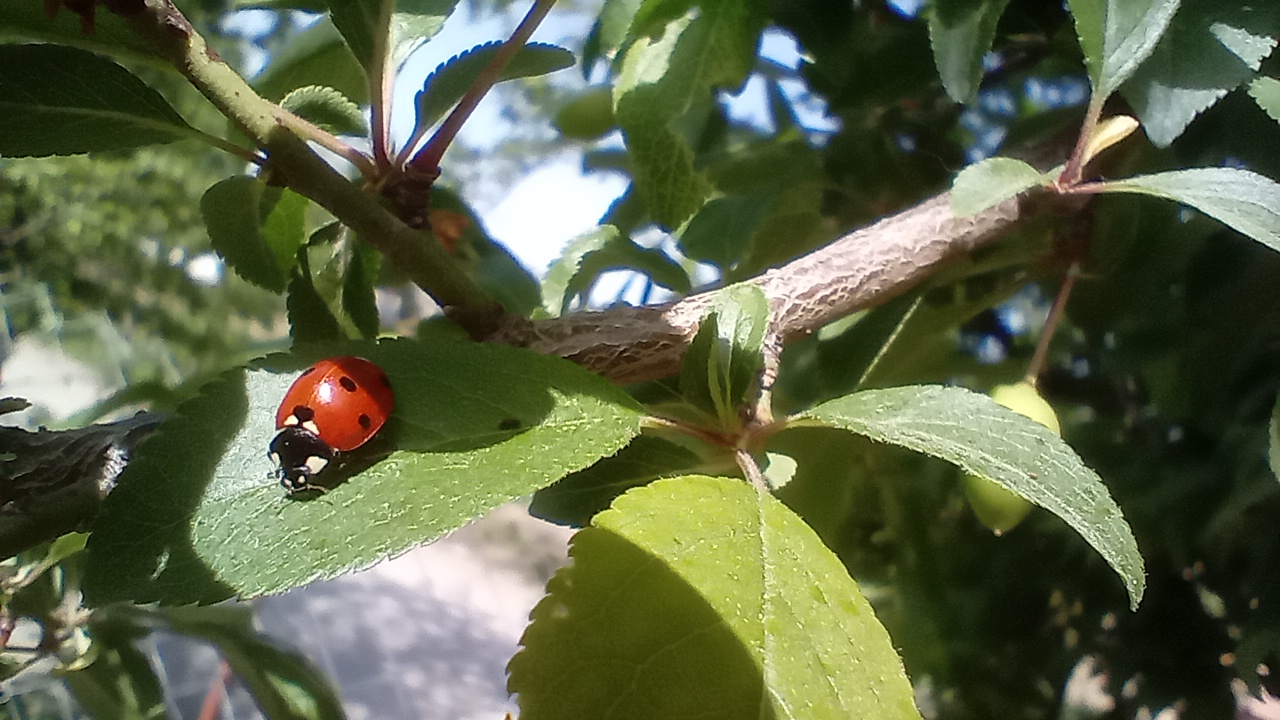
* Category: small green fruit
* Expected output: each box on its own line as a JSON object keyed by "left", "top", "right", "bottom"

{"left": 964, "top": 381, "right": 1061, "bottom": 535}
{"left": 553, "top": 86, "right": 615, "bottom": 140}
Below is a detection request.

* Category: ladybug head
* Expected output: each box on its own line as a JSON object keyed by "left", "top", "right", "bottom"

{"left": 268, "top": 426, "right": 334, "bottom": 494}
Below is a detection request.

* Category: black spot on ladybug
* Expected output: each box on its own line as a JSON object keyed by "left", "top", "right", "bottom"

{"left": 293, "top": 405, "right": 315, "bottom": 422}
{"left": 379, "top": 372, "right": 391, "bottom": 388}
{"left": 358, "top": 414, "right": 372, "bottom": 430}
{"left": 300, "top": 366, "right": 317, "bottom": 377}
{"left": 498, "top": 417, "right": 520, "bottom": 431}
{"left": 339, "top": 376, "right": 358, "bottom": 392}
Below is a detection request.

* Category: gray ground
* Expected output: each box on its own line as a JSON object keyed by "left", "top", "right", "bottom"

{"left": 151, "top": 504, "right": 572, "bottom": 720}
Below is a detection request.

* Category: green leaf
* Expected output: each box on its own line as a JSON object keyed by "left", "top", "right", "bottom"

{"left": 1098, "top": 167, "right": 1280, "bottom": 252}
{"left": 1249, "top": 76, "right": 1280, "bottom": 125}
{"left": 797, "top": 384, "right": 1146, "bottom": 609}
{"left": 63, "top": 640, "right": 167, "bottom": 720}
{"left": 342, "top": 241, "right": 381, "bottom": 340}
{"left": 326, "top": 0, "right": 459, "bottom": 72}
{"left": 529, "top": 435, "right": 704, "bottom": 526}
{"left": 678, "top": 194, "right": 770, "bottom": 268}
{"left": 324, "top": 0, "right": 384, "bottom": 71}
{"left": 925, "top": 0, "right": 1014, "bottom": 104}
{"left": 288, "top": 248, "right": 346, "bottom": 344}
{"left": 83, "top": 339, "right": 643, "bottom": 605}
{"left": 509, "top": 476, "right": 923, "bottom": 719}
{"left": 201, "top": 177, "right": 308, "bottom": 293}
{"left": 161, "top": 605, "right": 346, "bottom": 720}
{"left": 389, "top": 0, "right": 459, "bottom": 69}
{"left": 582, "top": 0, "right": 644, "bottom": 69}
{"left": 0, "top": 44, "right": 194, "bottom": 157}
{"left": 95, "top": 604, "right": 346, "bottom": 720}
{"left": 254, "top": 19, "right": 368, "bottom": 103}
{"left": 614, "top": 2, "right": 766, "bottom": 229}
{"left": 235, "top": 0, "right": 329, "bottom": 9}
{"left": 950, "top": 157, "right": 1046, "bottom": 216}
{"left": 680, "top": 284, "right": 771, "bottom": 425}
{"left": 1066, "top": 0, "right": 1182, "bottom": 101}
{"left": 412, "top": 42, "right": 574, "bottom": 138}
{"left": 761, "top": 450, "right": 798, "bottom": 490}
{"left": 0, "top": 0, "right": 165, "bottom": 65}
{"left": 1121, "top": 2, "right": 1280, "bottom": 147}
{"left": 541, "top": 225, "right": 622, "bottom": 317}
{"left": 280, "top": 85, "right": 369, "bottom": 136}
{"left": 302, "top": 230, "right": 380, "bottom": 340}
{"left": 541, "top": 225, "right": 691, "bottom": 316}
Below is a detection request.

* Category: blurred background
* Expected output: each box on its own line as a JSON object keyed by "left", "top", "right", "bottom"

{"left": 4, "top": 0, "right": 1280, "bottom": 718}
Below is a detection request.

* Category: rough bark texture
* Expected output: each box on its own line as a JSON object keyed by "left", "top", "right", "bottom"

{"left": 488, "top": 193, "right": 1025, "bottom": 384}
{"left": 0, "top": 413, "right": 162, "bottom": 559}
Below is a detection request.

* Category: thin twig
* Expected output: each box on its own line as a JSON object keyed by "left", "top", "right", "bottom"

{"left": 123, "top": 1, "right": 499, "bottom": 316}
{"left": 193, "top": 130, "right": 265, "bottom": 165}
{"left": 196, "top": 661, "right": 232, "bottom": 720}
{"left": 403, "top": 0, "right": 557, "bottom": 171}
{"left": 273, "top": 110, "right": 377, "bottom": 178}
{"left": 369, "top": 0, "right": 396, "bottom": 167}
{"left": 1057, "top": 98, "right": 1103, "bottom": 187}
{"left": 1026, "top": 261, "right": 1080, "bottom": 386}
{"left": 735, "top": 448, "right": 770, "bottom": 493}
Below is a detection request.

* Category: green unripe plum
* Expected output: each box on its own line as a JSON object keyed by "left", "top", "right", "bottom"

{"left": 964, "top": 381, "right": 1061, "bottom": 535}
{"left": 553, "top": 86, "right": 615, "bottom": 140}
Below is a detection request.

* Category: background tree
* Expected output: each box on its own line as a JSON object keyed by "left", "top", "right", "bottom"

{"left": 2, "top": 0, "right": 1280, "bottom": 718}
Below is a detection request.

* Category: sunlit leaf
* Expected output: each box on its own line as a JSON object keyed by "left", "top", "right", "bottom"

{"left": 926, "top": 0, "right": 1013, "bottom": 103}
{"left": 201, "top": 177, "right": 308, "bottom": 293}
{"left": 614, "top": 3, "right": 766, "bottom": 229}
{"left": 1248, "top": 76, "right": 1280, "bottom": 125}
{"left": 280, "top": 85, "right": 368, "bottom": 136}
{"left": 1067, "top": 0, "right": 1182, "bottom": 101}
{"left": 680, "top": 284, "right": 771, "bottom": 426}
{"left": 951, "top": 157, "right": 1045, "bottom": 216}
{"left": 412, "top": 42, "right": 574, "bottom": 140}
{"left": 797, "top": 384, "right": 1146, "bottom": 609}
{"left": 83, "top": 339, "right": 643, "bottom": 605}
{"left": 509, "top": 476, "right": 923, "bottom": 719}
{"left": 324, "top": 0, "right": 458, "bottom": 72}
{"left": 1121, "top": 2, "right": 1280, "bottom": 147}
{"left": 1099, "top": 167, "right": 1280, "bottom": 252}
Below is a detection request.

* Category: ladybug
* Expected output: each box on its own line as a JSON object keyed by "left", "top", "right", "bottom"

{"left": 269, "top": 356, "right": 395, "bottom": 494}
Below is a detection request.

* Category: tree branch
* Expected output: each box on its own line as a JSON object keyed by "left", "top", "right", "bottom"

{"left": 116, "top": 1, "right": 1028, "bottom": 382}
{"left": 488, "top": 193, "right": 1026, "bottom": 384}
{"left": 0, "top": 413, "right": 162, "bottom": 559}
{"left": 120, "top": 0, "right": 501, "bottom": 321}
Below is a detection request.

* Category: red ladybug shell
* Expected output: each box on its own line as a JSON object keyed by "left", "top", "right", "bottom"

{"left": 275, "top": 356, "right": 395, "bottom": 452}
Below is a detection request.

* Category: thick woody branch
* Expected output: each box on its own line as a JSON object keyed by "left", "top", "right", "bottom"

{"left": 0, "top": 413, "right": 162, "bottom": 559}
{"left": 116, "top": 1, "right": 1027, "bottom": 385}
{"left": 488, "top": 193, "right": 1025, "bottom": 384}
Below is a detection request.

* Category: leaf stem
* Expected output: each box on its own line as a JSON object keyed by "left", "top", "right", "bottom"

{"left": 403, "top": 0, "right": 557, "bottom": 171}
{"left": 734, "top": 449, "right": 771, "bottom": 493}
{"left": 1057, "top": 97, "right": 1104, "bottom": 188}
{"left": 272, "top": 108, "right": 377, "bottom": 178}
{"left": 123, "top": 0, "right": 500, "bottom": 317}
{"left": 369, "top": 0, "right": 396, "bottom": 167}
{"left": 196, "top": 661, "right": 231, "bottom": 720}
{"left": 187, "top": 127, "right": 264, "bottom": 165}
{"left": 1026, "top": 261, "right": 1080, "bottom": 386}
